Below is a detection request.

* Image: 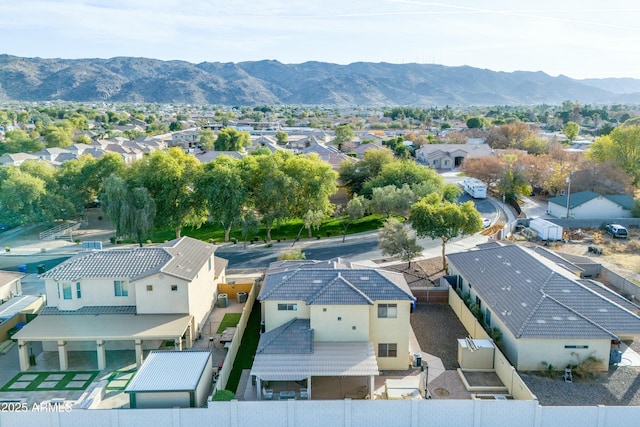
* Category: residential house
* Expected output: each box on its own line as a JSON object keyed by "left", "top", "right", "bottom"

{"left": 351, "top": 142, "right": 391, "bottom": 159}
{"left": 195, "top": 150, "right": 243, "bottom": 163}
{"left": 250, "top": 259, "right": 415, "bottom": 399}
{"left": 445, "top": 243, "right": 640, "bottom": 371}
{"left": 415, "top": 143, "right": 493, "bottom": 169}
{"left": 301, "top": 141, "right": 356, "bottom": 171}
{"left": 547, "top": 191, "right": 633, "bottom": 219}
{"left": 14, "top": 237, "right": 227, "bottom": 371}
{"left": 0, "top": 153, "right": 39, "bottom": 167}
{"left": 171, "top": 130, "right": 200, "bottom": 149}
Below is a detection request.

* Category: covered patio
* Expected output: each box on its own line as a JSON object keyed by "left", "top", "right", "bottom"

{"left": 250, "top": 341, "right": 379, "bottom": 400}
{"left": 13, "top": 313, "right": 193, "bottom": 371}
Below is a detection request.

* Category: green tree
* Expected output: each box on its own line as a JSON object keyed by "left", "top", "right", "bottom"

{"left": 198, "top": 156, "right": 248, "bottom": 242}
{"left": 339, "top": 195, "right": 368, "bottom": 243}
{"left": 378, "top": 218, "right": 423, "bottom": 268}
{"left": 588, "top": 124, "right": 640, "bottom": 185}
{"left": 410, "top": 193, "right": 482, "bottom": 270}
{"left": 215, "top": 128, "right": 251, "bottom": 151}
{"left": 334, "top": 124, "right": 355, "bottom": 147}
{"left": 496, "top": 154, "right": 531, "bottom": 203}
{"left": 43, "top": 125, "right": 73, "bottom": 148}
{"left": 563, "top": 121, "right": 580, "bottom": 141}
{"left": 0, "top": 167, "right": 47, "bottom": 226}
{"left": 278, "top": 250, "right": 306, "bottom": 261}
{"left": 240, "top": 208, "right": 260, "bottom": 248}
{"left": 466, "top": 117, "right": 483, "bottom": 129}
{"left": 362, "top": 160, "right": 444, "bottom": 198}
{"left": 129, "top": 148, "right": 206, "bottom": 238}
{"left": 198, "top": 128, "right": 215, "bottom": 150}
{"left": 0, "top": 130, "right": 44, "bottom": 154}
{"left": 275, "top": 130, "right": 289, "bottom": 145}
{"left": 370, "top": 184, "right": 415, "bottom": 218}
{"left": 338, "top": 149, "right": 395, "bottom": 196}
{"left": 169, "top": 121, "right": 184, "bottom": 132}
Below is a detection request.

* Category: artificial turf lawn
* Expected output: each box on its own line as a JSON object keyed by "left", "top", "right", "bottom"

{"left": 217, "top": 313, "right": 242, "bottom": 334}
{"left": 1, "top": 371, "right": 99, "bottom": 392}
{"left": 225, "top": 302, "right": 261, "bottom": 394}
{"left": 105, "top": 369, "right": 136, "bottom": 390}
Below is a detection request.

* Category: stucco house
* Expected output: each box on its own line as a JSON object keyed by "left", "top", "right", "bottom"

{"left": 445, "top": 243, "right": 640, "bottom": 372}
{"left": 547, "top": 191, "right": 633, "bottom": 219}
{"left": 250, "top": 259, "right": 415, "bottom": 399}
{"left": 14, "top": 237, "right": 227, "bottom": 371}
{"left": 415, "top": 143, "right": 493, "bottom": 169}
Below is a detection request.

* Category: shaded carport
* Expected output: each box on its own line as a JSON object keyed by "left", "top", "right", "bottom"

{"left": 250, "top": 341, "right": 379, "bottom": 400}
{"left": 13, "top": 313, "right": 193, "bottom": 371}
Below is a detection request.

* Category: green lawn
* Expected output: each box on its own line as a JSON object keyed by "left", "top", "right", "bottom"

{"left": 124, "top": 214, "right": 388, "bottom": 244}
{"left": 1, "top": 371, "right": 99, "bottom": 392}
{"left": 225, "top": 302, "right": 261, "bottom": 394}
{"left": 217, "top": 313, "right": 242, "bottom": 333}
{"left": 105, "top": 369, "right": 136, "bottom": 391}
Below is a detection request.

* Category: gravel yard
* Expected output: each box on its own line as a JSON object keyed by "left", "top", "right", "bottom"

{"left": 411, "top": 300, "right": 640, "bottom": 406}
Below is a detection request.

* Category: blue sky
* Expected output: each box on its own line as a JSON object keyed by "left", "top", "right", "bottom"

{"left": 3, "top": 0, "right": 640, "bottom": 79}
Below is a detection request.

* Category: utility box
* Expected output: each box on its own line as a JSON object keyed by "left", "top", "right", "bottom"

{"left": 217, "top": 294, "right": 228, "bottom": 308}
{"left": 457, "top": 338, "right": 495, "bottom": 369}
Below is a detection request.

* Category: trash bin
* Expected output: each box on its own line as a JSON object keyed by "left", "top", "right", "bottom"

{"left": 237, "top": 292, "right": 247, "bottom": 303}
{"left": 18, "top": 264, "right": 27, "bottom": 273}
{"left": 414, "top": 353, "right": 422, "bottom": 368}
{"left": 37, "top": 264, "right": 46, "bottom": 274}
{"left": 218, "top": 293, "right": 228, "bottom": 308}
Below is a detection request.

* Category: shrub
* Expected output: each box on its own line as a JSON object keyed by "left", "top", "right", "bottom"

{"left": 212, "top": 389, "right": 235, "bottom": 401}
{"left": 570, "top": 352, "right": 602, "bottom": 378}
{"left": 540, "top": 361, "right": 556, "bottom": 377}
{"left": 109, "top": 237, "right": 116, "bottom": 244}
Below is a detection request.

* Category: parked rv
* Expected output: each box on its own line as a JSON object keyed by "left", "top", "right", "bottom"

{"left": 462, "top": 178, "right": 487, "bottom": 199}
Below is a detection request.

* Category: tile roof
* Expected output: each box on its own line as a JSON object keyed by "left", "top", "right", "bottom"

{"left": 125, "top": 350, "right": 212, "bottom": 392}
{"left": 42, "top": 237, "right": 217, "bottom": 282}
{"left": 257, "top": 319, "right": 313, "bottom": 354}
{"left": 40, "top": 305, "right": 137, "bottom": 316}
{"left": 259, "top": 265, "right": 415, "bottom": 305}
{"left": 447, "top": 244, "right": 640, "bottom": 339}
{"left": 548, "top": 191, "right": 633, "bottom": 210}
{"left": 0, "top": 270, "right": 24, "bottom": 287}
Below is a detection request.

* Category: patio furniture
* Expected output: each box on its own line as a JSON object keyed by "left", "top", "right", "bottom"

{"left": 262, "top": 387, "right": 274, "bottom": 400}
{"left": 299, "top": 388, "right": 308, "bottom": 399}
{"left": 344, "top": 385, "right": 368, "bottom": 399}
{"left": 279, "top": 390, "right": 296, "bottom": 400}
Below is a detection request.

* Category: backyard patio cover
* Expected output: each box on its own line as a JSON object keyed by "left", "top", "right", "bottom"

{"left": 251, "top": 341, "right": 379, "bottom": 381}
{"left": 13, "top": 313, "right": 192, "bottom": 341}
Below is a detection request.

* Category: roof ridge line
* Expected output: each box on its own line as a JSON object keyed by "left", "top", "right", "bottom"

{"left": 542, "top": 293, "right": 618, "bottom": 339}
{"left": 307, "top": 273, "right": 373, "bottom": 305}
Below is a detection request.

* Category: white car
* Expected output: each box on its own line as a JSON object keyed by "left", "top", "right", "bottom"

{"left": 482, "top": 218, "right": 491, "bottom": 228}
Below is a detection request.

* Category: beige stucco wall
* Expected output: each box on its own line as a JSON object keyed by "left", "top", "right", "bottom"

{"left": 369, "top": 301, "right": 412, "bottom": 370}
{"left": 263, "top": 300, "right": 310, "bottom": 331}
{"left": 186, "top": 257, "right": 219, "bottom": 330}
{"left": 516, "top": 338, "right": 610, "bottom": 371}
{"left": 310, "top": 305, "right": 369, "bottom": 342}
{"left": 0, "top": 279, "right": 21, "bottom": 302}
{"left": 134, "top": 275, "right": 190, "bottom": 315}
{"left": 46, "top": 277, "right": 137, "bottom": 311}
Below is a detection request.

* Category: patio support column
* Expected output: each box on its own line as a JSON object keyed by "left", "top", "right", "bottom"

{"left": 17, "top": 340, "right": 29, "bottom": 371}
{"left": 175, "top": 337, "right": 182, "bottom": 351}
{"left": 368, "top": 375, "right": 374, "bottom": 400}
{"left": 185, "top": 324, "right": 193, "bottom": 349}
{"left": 58, "top": 340, "right": 68, "bottom": 371}
{"left": 135, "top": 339, "right": 144, "bottom": 367}
{"left": 307, "top": 376, "right": 312, "bottom": 400}
{"left": 96, "top": 340, "right": 106, "bottom": 370}
{"left": 256, "top": 377, "right": 262, "bottom": 400}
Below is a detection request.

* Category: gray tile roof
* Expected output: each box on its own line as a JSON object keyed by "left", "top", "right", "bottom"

{"left": 530, "top": 246, "right": 585, "bottom": 276}
{"left": 257, "top": 319, "right": 313, "bottom": 354}
{"left": 40, "top": 306, "right": 137, "bottom": 316}
{"left": 259, "top": 266, "right": 415, "bottom": 305}
{"left": 447, "top": 244, "right": 640, "bottom": 339}
{"left": 42, "top": 237, "right": 217, "bottom": 282}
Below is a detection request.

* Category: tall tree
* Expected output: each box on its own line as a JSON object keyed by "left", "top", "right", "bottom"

{"left": 339, "top": 195, "right": 368, "bottom": 243}
{"left": 588, "top": 124, "right": 640, "bottom": 185}
{"left": 563, "top": 121, "right": 579, "bottom": 141}
{"left": 0, "top": 167, "right": 47, "bottom": 226}
{"left": 198, "top": 128, "right": 215, "bottom": 150}
{"left": 410, "top": 193, "right": 482, "bottom": 270}
{"left": 129, "top": 148, "right": 205, "bottom": 238}
{"left": 215, "top": 128, "right": 251, "bottom": 151}
{"left": 338, "top": 149, "right": 395, "bottom": 196}
{"left": 378, "top": 218, "right": 423, "bottom": 268}
{"left": 496, "top": 154, "right": 532, "bottom": 203}
{"left": 334, "top": 124, "right": 355, "bottom": 147}
{"left": 198, "top": 156, "right": 248, "bottom": 242}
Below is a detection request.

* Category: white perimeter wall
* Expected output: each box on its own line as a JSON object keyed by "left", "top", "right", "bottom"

{"left": 4, "top": 401, "right": 640, "bottom": 427}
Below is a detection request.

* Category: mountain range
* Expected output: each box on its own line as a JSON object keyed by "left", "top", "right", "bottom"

{"left": 1, "top": 54, "right": 639, "bottom": 106}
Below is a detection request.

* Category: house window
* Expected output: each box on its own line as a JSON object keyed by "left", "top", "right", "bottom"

{"left": 147, "top": 285, "right": 153, "bottom": 291}
{"left": 114, "top": 280, "right": 128, "bottom": 297}
{"left": 564, "top": 345, "right": 589, "bottom": 349}
{"left": 76, "top": 282, "right": 82, "bottom": 299}
{"left": 485, "top": 308, "right": 491, "bottom": 327}
{"left": 352, "top": 326, "right": 356, "bottom": 330}
{"left": 378, "top": 304, "right": 397, "bottom": 318}
{"left": 62, "top": 283, "right": 72, "bottom": 300}
{"left": 378, "top": 343, "right": 398, "bottom": 358}
{"left": 171, "top": 285, "right": 178, "bottom": 291}
{"left": 277, "top": 303, "right": 297, "bottom": 311}
{"left": 323, "top": 308, "right": 327, "bottom": 312}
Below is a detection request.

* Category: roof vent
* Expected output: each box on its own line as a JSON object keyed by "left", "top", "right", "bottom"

{"left": 567, "top": 316, "right": 578, "bottom": 321}
{"left": 312, "top": 279, "right": 322, "bottom": 284}
{"left": 521, "top": 302, "right": 527, "bottom": 307}
{"left": 598, "top": 308, "right": 608, "bottom": 312}
{"left": 360, "top": 276, "right": 369, "bottom": 281}
{"left": 552, "top": 316, "right": 562, "bottom": 321}
{"left": 536, "top": 319, "right": 546, "bottom": 324}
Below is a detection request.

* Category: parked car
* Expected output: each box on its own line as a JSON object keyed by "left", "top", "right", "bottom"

{"left": 0, "top": 224, "right": 10, "bottom": 231}
{"left": 605, "top": 224, "right": 628, "bottom": 239}
{"left": 482, "top": 218, "right": 491, "bottom": 228}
